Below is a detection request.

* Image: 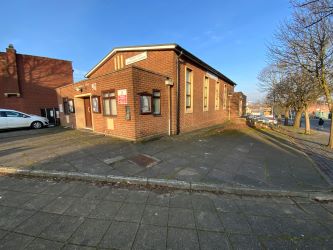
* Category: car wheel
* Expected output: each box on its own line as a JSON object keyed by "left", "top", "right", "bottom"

{"left": 31, "top": 121, "right": 43, "bottom": 129}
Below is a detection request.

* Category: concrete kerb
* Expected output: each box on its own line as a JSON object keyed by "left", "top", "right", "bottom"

{"left": 0, "top": 167, "right": 332, "bottom": 200}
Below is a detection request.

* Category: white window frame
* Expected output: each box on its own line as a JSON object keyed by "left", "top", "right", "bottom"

{"left": 203, "top": 76, "right": 209, "bottom": 111}
{"left": 185, "top": 67, "right": 194, "bottom": 113}
{"left": 215, "top": 81, "right": 220, "bottom": 110}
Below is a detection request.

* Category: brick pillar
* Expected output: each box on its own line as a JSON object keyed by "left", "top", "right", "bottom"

{"left": 3, "top": 44, "right": 20, "bottom": 96}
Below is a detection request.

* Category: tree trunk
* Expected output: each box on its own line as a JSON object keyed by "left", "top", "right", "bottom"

{"left": 320, "top": 70, "right": 333, "bottom": 148}
{"left": 329, "top": 106, "right": 333, "bottom": 149}
{"left": 304, "top": 109, "right": 311, "bottom": 135}
{"left": 284, "top": 109, "right": 289, "bottom": 126}
{"left": 293, "top": 109, "right": 303, "bottom": 129}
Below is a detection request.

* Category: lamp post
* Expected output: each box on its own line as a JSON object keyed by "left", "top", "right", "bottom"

{"left": 228, "top": 93, "right": 233, "bottom": 121}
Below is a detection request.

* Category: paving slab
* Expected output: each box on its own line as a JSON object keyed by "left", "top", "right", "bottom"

{"left": 115, "top": 203, "right": 145, "bottom": 223}
{"left": 132, "top": 224, "right": 167, "bottom": 250}
{"left": 99, "top": 221, "right": 139, "bottom": 249}
{"left": 0, "top": 232, "right": 34, "bottom": 250}
{"left": 0, "top": 208, "right": 35, "bottom": 230}
{"left": 168, "top": 207, "right": 196, "bottom": 229}
{"left": 198, "top": 230, "right": 230, "bottom": 250}
{"left": 25, "top": 238, "right": 64, "bottom": 250}
{"left": 40, "top": 215, "right": 84, "bottom": 242}
{"left": 14, "top": 211, "right": 59, "bottom": 236}
{"left": 194, "top": 210, "right": 224, "bottom": 231}
{"left": 69, "top": 218, "right": 111, "bottom": 247}
{"left": 167, "top": 227, "right": 200, "bottom": 250}
{"left": 141, "top": 205, "right": 169, "bottom": 226}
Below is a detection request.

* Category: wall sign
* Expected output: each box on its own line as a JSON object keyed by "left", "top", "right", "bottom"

{"left": 117, "top": 89, "right": 128, "bottom": 104}
{"left": 125, "top": 52, "right": 147, "bottom": 65}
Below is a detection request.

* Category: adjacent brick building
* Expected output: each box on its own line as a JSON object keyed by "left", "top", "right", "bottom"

{"left": 0, "top": 44, "right": 73, "bottom": 123}
{"left": 56, "top": 44, "right": 246, "bottom": 140}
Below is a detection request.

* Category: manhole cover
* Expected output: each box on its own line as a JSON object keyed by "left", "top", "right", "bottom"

{"left": 128, "top": 154, "right": 160, "bottom": 168}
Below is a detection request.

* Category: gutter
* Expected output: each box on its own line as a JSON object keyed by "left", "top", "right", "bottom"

{"left": 176, "top": 51, "right": 183, "bottom": 134}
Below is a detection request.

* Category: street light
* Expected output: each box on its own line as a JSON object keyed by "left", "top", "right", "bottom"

{"left": 228, "top": 93, "right": 233, "bottom": 121}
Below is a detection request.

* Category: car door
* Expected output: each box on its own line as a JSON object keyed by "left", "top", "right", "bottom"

{"left": 5, "top": 111, "right": 29, "bottom": 128}
{"left": 0, "top": 111, "right": 8, "bottom": 129}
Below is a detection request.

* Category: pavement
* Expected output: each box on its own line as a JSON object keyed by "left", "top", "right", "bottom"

{"left": 0, "top": 175, "right": 332, "bottom": 249}
{"left": 275, "top": 125, "right": 333, "bottom": 184}
{"left": 0, "top": 126, "right": 330, "bottom": 192}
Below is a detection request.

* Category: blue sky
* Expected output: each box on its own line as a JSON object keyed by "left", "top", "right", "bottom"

{"left": 0, "top": 0, "right": 292, "bottom": 102}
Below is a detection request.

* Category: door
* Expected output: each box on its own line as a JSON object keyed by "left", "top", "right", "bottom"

{"left": 41, "top": 108, "right": 57, "bottom": 125}
{"left": 84, "top": 98, "right": 92, "bottom": 128}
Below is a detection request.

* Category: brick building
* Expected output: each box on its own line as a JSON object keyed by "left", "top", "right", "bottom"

{"left": 232, "top": 92, "right": 247, "bottom": 117}
{"left": 56, "top": 44, "right": 245, "bottom": 140}
{"left": 0, "top": 44, "right": 73, "bottom": 123}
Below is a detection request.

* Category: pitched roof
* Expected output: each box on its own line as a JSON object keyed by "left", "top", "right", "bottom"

{"left": 85, "top": 43, "right": 236, "bottom": 86}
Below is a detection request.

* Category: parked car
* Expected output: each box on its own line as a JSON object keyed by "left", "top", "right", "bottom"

{"left": 0, "top": 109, "right": 49, "bottom": 129}
{"left": 256, "top": 116, "right": 277, "bottom": 125}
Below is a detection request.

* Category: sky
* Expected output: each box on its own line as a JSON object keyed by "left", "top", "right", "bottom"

{"left": 0, "top": 0, "right": 293, "bottom": 102}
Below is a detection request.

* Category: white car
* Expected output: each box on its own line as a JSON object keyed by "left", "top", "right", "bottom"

{"left": 0, "top": 109, "right": 49, "bottom": 129}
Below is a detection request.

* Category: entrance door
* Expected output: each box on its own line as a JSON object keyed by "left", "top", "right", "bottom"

{"left": 84, "top": 98, "right": 92, "bottom": 128}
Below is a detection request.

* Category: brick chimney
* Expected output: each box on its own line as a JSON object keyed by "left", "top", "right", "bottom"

{"left": 3, "top": 44, "right": 20, "bottom": 97}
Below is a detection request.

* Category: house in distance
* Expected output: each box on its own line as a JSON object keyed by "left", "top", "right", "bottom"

{"left": 56, "top": 44, "right": 246, "bottom": 140}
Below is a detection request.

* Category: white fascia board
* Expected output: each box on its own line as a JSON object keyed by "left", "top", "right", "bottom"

{"left": 85, "top": 44, "right": 176, "bottom": 78}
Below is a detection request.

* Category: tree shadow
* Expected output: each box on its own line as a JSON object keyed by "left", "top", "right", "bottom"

{"left": 0, "top": 146, "right": 32, "bottom": 157}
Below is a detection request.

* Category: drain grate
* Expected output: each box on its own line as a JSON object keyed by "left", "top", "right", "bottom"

{"left": 128, "top": 154, "right": 160, "bottom": 168}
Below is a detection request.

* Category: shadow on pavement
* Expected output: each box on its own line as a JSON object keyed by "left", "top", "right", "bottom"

{"left": 0, "top": 126, "right": 330, "bottom": 191}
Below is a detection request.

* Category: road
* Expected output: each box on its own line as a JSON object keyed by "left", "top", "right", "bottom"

{"left": 0, "top": 175, "right": 332, "bottom": 249}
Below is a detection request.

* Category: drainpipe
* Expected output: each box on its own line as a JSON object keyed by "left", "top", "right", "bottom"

{"left": 228, "top": 93, "right": 233, "bottom": 120}
{"left": 165, "top": 78, "right": 174, "bottom": 136}
{"left": 176, "top": 51, "right": 183, "bottom": 134}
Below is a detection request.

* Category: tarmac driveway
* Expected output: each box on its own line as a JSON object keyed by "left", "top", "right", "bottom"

{"left": 0, "top": 126, "right": 330, "bottom": 191}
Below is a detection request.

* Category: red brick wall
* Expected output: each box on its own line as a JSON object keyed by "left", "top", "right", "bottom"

{"left": 132, "top": 68, "right": 169, "bottom": 139}
{"left": 178, "top": 60, "right": 234, "bottom": 133}
{"left": 89, "top": 50, "right": 175, "bottom": 79}
{"left": 88, "top": 49, "right": 240, "bottom": 134}
{"left": 65, "top": 48, "right": 244, "bottom": 139}
{"left": 0, "top": 48, "right": 73, "bottom": 115}
{"left": 57, "top": 66, "right": 168, "bottom": 140}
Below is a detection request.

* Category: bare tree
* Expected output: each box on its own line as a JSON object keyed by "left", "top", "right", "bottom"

{"left": 269, "top": 3, "right": 333, "bottom": 147}
{"left": 259, "top": 63, "right": 320, "bottom": 134}
{"left": 295, "top": 0, "right": 333, "bottom": 27}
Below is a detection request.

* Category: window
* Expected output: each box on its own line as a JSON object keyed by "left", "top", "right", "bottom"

{"left": 92, "top": 96, "right": 101, "bottom": 113}
{"left": 140, "top": 94, "right": 152, "bottom": 114}
{"left": 203, "top": 76, "right": 209, "bottom": 111}
{"left": 68, "top": 99, "right": 75, "bottom": 113}
{"left": 215, "top": 81, "right": 220, "bottom": 110}
{"left": 223, "top": 84, "right": 227, "bottom": 110}
{"left": 103, "top": 90, "right": 117, "bottom": 116}
{"left": 185, "top": 68, "right": 193, "bottom": 112}
{"left": 63, "top": 98, "right": 75, "bottom": 114}
{"left": 152, "top": 90, "right": 161, "bottom": 115}
{"left": 1, "top": 111, "right": 24, "bottom": 117}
